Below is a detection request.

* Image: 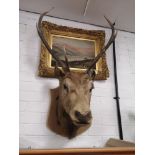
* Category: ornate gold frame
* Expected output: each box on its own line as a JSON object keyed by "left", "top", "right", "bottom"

{"left": 38, "top": 21, "right": 109, "bottom": 80}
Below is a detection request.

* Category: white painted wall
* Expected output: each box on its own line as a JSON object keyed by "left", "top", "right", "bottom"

{"left": 19, "top": 10, "right": 135, "bottom": 149}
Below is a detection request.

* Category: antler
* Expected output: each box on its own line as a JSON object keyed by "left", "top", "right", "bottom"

{"left": 36, "top": 10, "right": 70, "bottom": 72}
{"left": 63, "top": 46, "right": 70, "bottom": 72}
{"left": 86, "top": 16, "right": 117, "bottom": 73}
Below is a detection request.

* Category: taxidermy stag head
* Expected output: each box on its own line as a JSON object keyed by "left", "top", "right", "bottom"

{"left": 37, "top": 11, "right": 117, "bottom": 138}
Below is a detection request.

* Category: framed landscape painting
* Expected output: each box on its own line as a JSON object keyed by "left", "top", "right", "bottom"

{"left": 38, "top": 21, "right": 109, "bottom": 80}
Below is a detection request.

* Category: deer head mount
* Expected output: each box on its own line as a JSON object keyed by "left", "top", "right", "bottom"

{"left": 37, "top": 11, "right": 117, "bottom": 138}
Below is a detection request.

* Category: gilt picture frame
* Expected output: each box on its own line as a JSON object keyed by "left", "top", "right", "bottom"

{"left": 38, "top": 21, "right": 109, "bottom": 80}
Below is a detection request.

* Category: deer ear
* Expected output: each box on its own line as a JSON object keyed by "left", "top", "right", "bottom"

{"left": 87, "top": 70, "right": 96, "bottom": 80}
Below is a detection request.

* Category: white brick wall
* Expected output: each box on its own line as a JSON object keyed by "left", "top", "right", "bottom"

{"left": 19, "top": 11, "right": 135, "bottom": 149}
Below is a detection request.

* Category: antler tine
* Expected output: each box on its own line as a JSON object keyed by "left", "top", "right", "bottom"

{"left": 36, "top": 10, "right": 68, "bottom": 72}
{"left": 86, "top": 16, "right": 117, "bottom": 73}
{"left": 63, "top": 46, "right": 70, "bottom": 72}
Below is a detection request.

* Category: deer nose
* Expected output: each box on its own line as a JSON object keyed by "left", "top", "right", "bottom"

{"left": 75, "top": 111, "right": 92, "bottom": 124}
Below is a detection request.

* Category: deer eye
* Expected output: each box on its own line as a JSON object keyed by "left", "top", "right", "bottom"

{"left": 63, "top": 84, "right": 69, "bottom": 92}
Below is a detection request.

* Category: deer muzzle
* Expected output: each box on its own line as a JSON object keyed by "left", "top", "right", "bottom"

{"left": 75, "top": 111, "right": 92, "bottom": 125}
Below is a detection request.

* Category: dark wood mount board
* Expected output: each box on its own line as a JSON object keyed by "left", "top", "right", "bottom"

{"left": 19, "top": 147, "right": 135, "bottom": 155}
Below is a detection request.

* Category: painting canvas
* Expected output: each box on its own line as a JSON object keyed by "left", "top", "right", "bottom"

{"left": 51, "top": 35, "right": 96, "bottom": 69}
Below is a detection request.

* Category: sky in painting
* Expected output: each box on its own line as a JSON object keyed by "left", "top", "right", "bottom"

{"left": 52, "top": 35, "right": 95, "bottom": 58}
